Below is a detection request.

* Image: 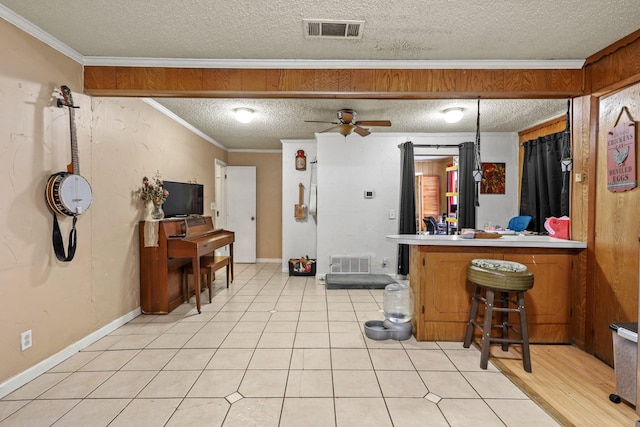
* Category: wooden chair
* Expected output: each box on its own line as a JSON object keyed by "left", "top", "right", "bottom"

{"left": 182, "top": 255, "right": 231, "bottom": 303}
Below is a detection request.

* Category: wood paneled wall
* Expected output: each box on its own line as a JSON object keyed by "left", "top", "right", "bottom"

{"left": 415, "top": 158, "right": 452, "bottom": 217}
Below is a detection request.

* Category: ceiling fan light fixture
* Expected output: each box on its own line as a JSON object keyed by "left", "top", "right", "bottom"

{"left": 234, "top": 108, "right": 254, "bottom": 123}
{"left": 443, "top": 108, "right": 464, "bottom": 123}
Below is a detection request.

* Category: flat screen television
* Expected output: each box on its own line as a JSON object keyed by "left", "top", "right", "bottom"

{"left": 162, "top": 180, "right": 204, "bottom": 218}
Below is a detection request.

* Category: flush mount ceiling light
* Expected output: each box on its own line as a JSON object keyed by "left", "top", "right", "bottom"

{"left": 234, "top": 108, "right": 254, "bottom": 123}
{"left": 443, "top": 108, "right": 464, "bottom": 123}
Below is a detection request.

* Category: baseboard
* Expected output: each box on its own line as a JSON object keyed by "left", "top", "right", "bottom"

{"left": 0, "top": 307, "right": 141, "bottom": 399}
{"left": 257, "top": 258, "right": 281, "bottom": 264}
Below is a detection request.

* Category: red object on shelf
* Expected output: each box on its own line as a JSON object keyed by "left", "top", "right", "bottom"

{"left": 544, "top": 216, "right": 570, "bottom": 240}
{"left": 296, "top": 150, "right": 307, "bottom": 171}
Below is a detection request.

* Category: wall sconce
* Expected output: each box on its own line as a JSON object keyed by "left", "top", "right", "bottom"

{"left": 443, "top": 108, "right": 464, "bottom": 123}
{"left": 234, "top": 108, "right": 254, "bottom": 123}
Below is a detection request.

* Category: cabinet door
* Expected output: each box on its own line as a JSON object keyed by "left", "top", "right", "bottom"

{"left": 505, "top": 253, "right": 572, "bottom": 342}
{"left": 424, "top": 252, "right": 501, "bottom": 322}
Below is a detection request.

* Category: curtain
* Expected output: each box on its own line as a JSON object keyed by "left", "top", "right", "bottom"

{"left": 520, "top": 131, "right": 569, "bottom": 232}
{"left": 457, "top": 141, "right": 476, "bottom": 229}
{"left": 397, "top": 141, "right": 416, "bottom": 275}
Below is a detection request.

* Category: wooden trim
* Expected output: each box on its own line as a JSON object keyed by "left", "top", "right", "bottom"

{"left": 584, "top": 95, "right": 600, "bottom": 353}
{"left": 84, "top": 67, "right": 585, "bottom": 99}
{"left": 584, "top": 28, "right": 640, "bottom": 66}
{"left": 517, "top": 115, "right": 566, "bottom": 139}
{"left": 583, "top": 31, "right": 640, "bottom": 96}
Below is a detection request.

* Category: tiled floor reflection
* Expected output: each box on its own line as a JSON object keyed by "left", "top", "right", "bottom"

{"left": 0, "top": 263, "right": 559, "bottom": 426}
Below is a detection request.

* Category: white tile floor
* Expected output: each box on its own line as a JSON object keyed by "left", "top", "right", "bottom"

{"left": 0, "top": 263, "right": 560, "bottom": 426}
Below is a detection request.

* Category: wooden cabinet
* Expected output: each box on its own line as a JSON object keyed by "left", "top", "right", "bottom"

{"left": 410, "top": 245, "right": 576, "bottom": 343}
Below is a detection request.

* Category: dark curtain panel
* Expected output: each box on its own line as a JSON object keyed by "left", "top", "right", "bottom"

{"left": 397, "top": 142, "right": 416, "bottom": 275}
{"left": 520, "top": 131, "right": 569, "bottom": 232}
{"left": 457, "top": 141, "right": 476, "bottom": 229}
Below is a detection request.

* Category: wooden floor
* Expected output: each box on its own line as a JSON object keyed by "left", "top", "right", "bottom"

{"left": 490, "top": 344, "right": 638, "bottom": 427}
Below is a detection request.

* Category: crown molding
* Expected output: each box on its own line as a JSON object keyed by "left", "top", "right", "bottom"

{"left": 141, "top": 99, "right": 228, "bottom": 151}
{"left": 0, "top": 4, "right": 84, "bottom": 63}
{"left": 82, "top": 57, "right": 585, "bottom": 70}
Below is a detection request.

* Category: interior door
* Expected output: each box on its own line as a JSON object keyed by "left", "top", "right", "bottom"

{"left": 214, "top": 159, "right": 228, "bottom": 256}
{"left": 226, "top": 166, "right": 257, "bottom": 263}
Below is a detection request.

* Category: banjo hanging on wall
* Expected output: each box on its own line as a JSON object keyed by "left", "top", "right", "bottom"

{"left": 45, "top": 85, "right": 93, "bottom": 262}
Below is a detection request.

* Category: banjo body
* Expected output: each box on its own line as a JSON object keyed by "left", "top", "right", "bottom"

{"left": 46, "top": 172, "right": 92, "bottom": 216}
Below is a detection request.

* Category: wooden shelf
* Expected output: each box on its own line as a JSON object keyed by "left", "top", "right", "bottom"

{"left": 445, "top": 165, "right": 459, "bottom": 172}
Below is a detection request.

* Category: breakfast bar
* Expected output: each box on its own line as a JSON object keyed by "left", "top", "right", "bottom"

{"left": 386, "top": 234, "right": 587, "bottom": 343}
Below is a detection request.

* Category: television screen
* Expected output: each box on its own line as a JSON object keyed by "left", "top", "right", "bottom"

{"left": 162, "top": 181, "right": 204, "bottom": 218}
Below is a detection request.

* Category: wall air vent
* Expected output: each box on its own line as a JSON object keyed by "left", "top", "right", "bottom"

{"left": 303, "top": 19, "right": 365, "bottom": 39}
{"left": 330, "top": 256, "right": 371, "bottom": 274}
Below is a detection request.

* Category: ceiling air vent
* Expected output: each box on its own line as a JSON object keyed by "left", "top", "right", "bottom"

{"left": 303, "top": 19, "right": 365, "bottom": 39}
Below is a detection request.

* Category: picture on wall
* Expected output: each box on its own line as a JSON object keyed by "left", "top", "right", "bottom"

{"left": 480, "top": 162, "right": 506, "bottom": 194}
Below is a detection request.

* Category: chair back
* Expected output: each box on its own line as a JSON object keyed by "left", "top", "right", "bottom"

{"left": 508, "top": 215, "right": 532, "bottom": 232}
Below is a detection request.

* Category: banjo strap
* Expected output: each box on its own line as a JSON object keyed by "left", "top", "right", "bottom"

{"left": 52, "top": 214, "right": 78, "bottom": 262}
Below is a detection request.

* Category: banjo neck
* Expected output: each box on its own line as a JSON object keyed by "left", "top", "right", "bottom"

{"left": 60, "top": 85, "right": 79, "bottom": 175}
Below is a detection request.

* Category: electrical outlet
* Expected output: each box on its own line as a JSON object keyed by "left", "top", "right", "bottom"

{"left": 21, "top": 330, "right": 32, "bottom": 351}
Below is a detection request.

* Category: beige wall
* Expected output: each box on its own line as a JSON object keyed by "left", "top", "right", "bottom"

{"left": 0, "top": 19, "right": 226, "bottom": 384}
{"left": 227, "top": 152, "right": 282, "bottom": 260}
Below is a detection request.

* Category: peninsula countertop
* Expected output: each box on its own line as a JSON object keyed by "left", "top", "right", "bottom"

{"left": 386, "top": 233, "right": 587, "bottom": 249}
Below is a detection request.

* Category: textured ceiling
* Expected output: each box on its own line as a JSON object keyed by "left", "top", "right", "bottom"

{"left": 1, "top": 1, "right": 638, "bottom": 149}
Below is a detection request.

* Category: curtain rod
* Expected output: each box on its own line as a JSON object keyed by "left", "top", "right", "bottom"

{"left": 399, "top": 143, "right": 462, "bottom": 149}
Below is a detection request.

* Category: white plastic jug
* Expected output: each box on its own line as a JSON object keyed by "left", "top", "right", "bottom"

{"left": 383, "top": 282, "right": 413, "bottom": 323}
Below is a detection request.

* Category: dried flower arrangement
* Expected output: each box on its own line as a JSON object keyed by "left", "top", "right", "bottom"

{"left": 140, "top": 171, "right": 169, "bottom": 205}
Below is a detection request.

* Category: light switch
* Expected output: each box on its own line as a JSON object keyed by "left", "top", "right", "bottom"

{"left": 389, "top": 210, "right": 396, "bottom": 219}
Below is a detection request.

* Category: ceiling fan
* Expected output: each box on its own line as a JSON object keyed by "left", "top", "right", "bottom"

{"left": 305, "top": 109, "right": 392, "bottom": 137}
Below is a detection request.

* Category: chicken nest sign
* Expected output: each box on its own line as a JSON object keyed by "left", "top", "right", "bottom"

{"left": 607, "top": 109, "right": 637, "bottom": 192}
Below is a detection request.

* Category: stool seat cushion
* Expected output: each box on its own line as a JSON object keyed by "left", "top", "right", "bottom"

{"left": 467, "top": 260, "right": 534, "bottom": 291}
{"left": 471, "top": 259, "right": 527, "bottom": 272}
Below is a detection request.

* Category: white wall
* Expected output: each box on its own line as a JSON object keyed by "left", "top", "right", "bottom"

{"left": 281, "top": 140, "right": 317, "bottom": 271}
{"left": 282, "top": 132, "right": 519, "bottom": 277}
{"left": 475, "top": 133, "right": 520, "bottom": 229}
{"left": 316, "top": 133, "right": 403, "bottom": 277}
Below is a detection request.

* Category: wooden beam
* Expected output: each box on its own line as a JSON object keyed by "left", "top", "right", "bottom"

{"left": 84, "top": 67, "right": 584, "bottom": 99}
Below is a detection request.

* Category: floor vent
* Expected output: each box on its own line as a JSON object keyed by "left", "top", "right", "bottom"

{"left": 303, "top": 19, "right": 365, "bottom": 39}
{"left": 330, "top": 256, "right": 371, "bottom": 274}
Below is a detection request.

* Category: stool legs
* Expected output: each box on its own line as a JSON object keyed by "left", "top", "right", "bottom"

{"left": 518, "top": 291, "right": 531, "bottom": 372}
{"left": 464, "top": 285, "right": 532, "bottom": 373}
{"left": 463, "top": 286, "right": 481, "bottom": 348}
{"left": 479, "top": 288, "right": 495, "bottom": 370}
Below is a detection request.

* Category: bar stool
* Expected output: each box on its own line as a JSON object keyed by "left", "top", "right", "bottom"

{"left": 183, "top": 255, "right": 231, "bottom": 304}
{"left": 463, "top": 258, "right": 535, "bottom": 372}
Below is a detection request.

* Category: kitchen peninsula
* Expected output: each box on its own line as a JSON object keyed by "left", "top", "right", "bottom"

{"left": 387, "top": 234, "right": 587, "bottom": 343}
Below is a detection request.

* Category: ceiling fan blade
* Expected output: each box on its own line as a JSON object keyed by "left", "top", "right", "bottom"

{"left": 353, "top": 126, "right": 370, "bottom": 137}
{"left": 355, "top": 120, "right": 392, "bottom": 127}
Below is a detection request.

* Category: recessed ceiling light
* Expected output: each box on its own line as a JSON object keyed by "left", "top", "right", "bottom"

{"left": 443, "top": 108, "right": 464, "bottom": 123}
{"left": 234, "top": 108, "right": 254, "bottom": 123}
